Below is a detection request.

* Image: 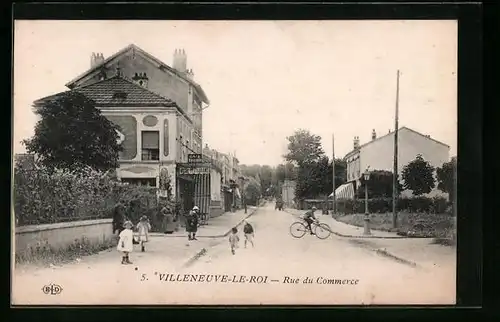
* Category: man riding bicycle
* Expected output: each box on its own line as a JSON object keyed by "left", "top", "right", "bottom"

{"left": 303, "top": 206, "right": 318, "bottom": 235}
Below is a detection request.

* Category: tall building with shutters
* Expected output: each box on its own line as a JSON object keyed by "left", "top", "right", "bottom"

{"left": 34, "top": 44, "right": 219, "bottom": 215}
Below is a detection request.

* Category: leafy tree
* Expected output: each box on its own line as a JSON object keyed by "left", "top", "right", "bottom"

{"left": 295, "top": 164, "right": 316, "bottom": 200}
{"left": 436, "top": 156, "right": 457, "bottom": 201}
{"left": 331, "top": 158, "right": 347, "bottom": 193}
{"left": 275, "top": 163, "right": 297, "bottom": 182}
{"left": 23, "top": 91, "right": 122, "bottom": 173}
{"left": 401, "top": 154, "right": 436, "bottom": 196}
{"left": 283, "top": 129, "right": 325, "bottom": 166}
{"left": 356, "top": 170, "right": 403, "bottom": 199}
{"left": 244, "top": 177, "right": 262, "bottom": 206}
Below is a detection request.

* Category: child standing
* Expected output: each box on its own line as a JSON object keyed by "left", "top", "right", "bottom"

{"left": 228, "top": 227, "right": 240, "bottom": 255}
{"left": 243, "top": 220, "right": 255, "bottom": 248}
{"left": 117, "top": 221, "right": 134, "bottom": 264}
{"left": 136, "top": 216, "right": 151, "bottom": 252}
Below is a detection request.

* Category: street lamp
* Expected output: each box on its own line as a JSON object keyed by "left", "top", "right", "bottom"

{"left": 363, "top": 168, "right": 371, "bottom": 236}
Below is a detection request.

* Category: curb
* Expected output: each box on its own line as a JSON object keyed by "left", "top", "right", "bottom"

{"left": 151, "top": 205, "right": 264, "bottom": 239}
{"left": 374, "top": 248, "right": 418, "bottom": 267}
{"left": 182, "top": 203, "right": 264, "bottom": 267}
{"left": 348, "top": 238, "right": 420, "bottom": 268}
{"left": 284, "top": 210, "right": 421, "bottom": 240}
{"left": 183, "top": 248, "right": 207, "bottom": 268}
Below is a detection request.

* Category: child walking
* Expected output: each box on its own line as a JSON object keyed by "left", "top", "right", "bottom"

{"left": 228, "top": 227, "right": 240, "bottom": 255}
{"left": 243, "top": 220, "right": 255, "bottom": 248}
{"left": 136, "top": 216, "right": 151, "bottom": 252}
{"left": 117, "top": 221, "right": 134, "bottom": 264}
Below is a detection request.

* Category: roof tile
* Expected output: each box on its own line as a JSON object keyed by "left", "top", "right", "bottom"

{"left": 75, "top": 75, "right": 176, "bottom": 107}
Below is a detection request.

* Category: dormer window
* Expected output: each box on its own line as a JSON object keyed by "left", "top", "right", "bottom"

{"left": 132, "top": 72, "right": 149, "bottom": 88}
{"left": 112, "top": 91, "right": 128, "bottom": 100}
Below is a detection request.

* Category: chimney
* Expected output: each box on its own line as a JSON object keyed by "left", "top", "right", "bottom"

{"left": 91, "top": 52, "right": 105, "bottom": 68}
{"left": 353, "top": 136, "right": 360, "bottom": 150}
{"left": 173, "top": 48, "right": 187, "bottom": 73}
{"left": 186, "top": 68, "right": 194, "bottom": 80}
{"left": 372, "top": 129, "right": 377, "bottom": 140}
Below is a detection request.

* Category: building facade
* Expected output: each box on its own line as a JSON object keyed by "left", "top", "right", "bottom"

{"left": 341, "top": 127, "right": 450, "bottom": 198}
{"left": 202, "top": 144, "right": 244, "bottom": 210}
{"left": 34, "top": 44, "right": 220, "bottom": 215}
{"left": 282, "top": 180, "right": 296, "bottom": 207}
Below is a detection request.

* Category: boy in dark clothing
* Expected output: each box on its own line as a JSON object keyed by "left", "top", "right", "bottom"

{"left": 243, "top": 220, "right": 255, "bottom": 248}
{"left": 303, "top": 206, "right": 318, "bottom": 235}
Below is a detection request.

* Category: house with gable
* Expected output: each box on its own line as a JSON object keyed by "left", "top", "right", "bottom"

{"left": 33, "top": 44, "right": 222, "bottom": 216}
{"left": 332, "top": 126, "right": 450, "bottom": 200}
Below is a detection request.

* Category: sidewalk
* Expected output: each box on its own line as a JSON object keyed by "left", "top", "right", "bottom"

{"left": 15, "top": 207, "right": 261, "bottom": 277}
{"left": 286, "top": 209, "right": 456, "bottom": 270}
{"left": 150, "top": 206, "right": 259, "bottom": 238}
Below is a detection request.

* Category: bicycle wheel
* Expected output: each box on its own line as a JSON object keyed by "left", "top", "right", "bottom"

{"left": 290, "top": 222, "right": 307, "bottom": 238}
{"left": 314, "top": 223, "right": 332, "bottom": 239}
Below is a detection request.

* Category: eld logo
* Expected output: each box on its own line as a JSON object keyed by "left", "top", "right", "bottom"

{"left": 42, "top": 284, "right": 63, "bottom": 295}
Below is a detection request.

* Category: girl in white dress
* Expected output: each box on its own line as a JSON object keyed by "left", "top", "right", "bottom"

{"left": 117, "top": 221, "right": 134, "bottom": 264}
{"left": 136, "top": 216, "right": 151, "bottom": 252}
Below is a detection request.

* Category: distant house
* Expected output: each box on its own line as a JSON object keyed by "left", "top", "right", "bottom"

{"left": 334, "top": 127, "right": 450, "bottom": 199}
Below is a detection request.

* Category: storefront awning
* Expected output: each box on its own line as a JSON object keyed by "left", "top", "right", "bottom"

{"left": 329, "top": 182, "right": 355, "bottom": 200}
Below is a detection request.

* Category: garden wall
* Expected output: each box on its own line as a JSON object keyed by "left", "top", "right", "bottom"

{"left": 15, "top": 219, "right": 114, "bottom": 258}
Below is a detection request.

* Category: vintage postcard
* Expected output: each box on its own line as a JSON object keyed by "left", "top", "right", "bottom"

{"left": 12, "top": 20, "right": 457, "bottom": 305}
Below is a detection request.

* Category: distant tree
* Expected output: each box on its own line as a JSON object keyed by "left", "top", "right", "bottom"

{"left": 259, "top": 165, "right": 273, "bottom": 195}
{"left": 283, "top": 129, "right": 325, "bottom": 166}
{"left": 402, "top": 154, "right": 436, "bottom": 196}
{"left": 23, "top": 91, "right": 122, "bottom": 173}
{"left": 436, "top": 157, "right": 457, "bottom": 201}
{"left": 244, "top": 177, "right": 262, "bottom": 206}
{"left": 240, "top": 164, "right": 261, "bottom": 179}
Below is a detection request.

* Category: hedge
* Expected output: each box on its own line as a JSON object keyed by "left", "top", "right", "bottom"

{"left": 300, "top": 196, "right": 451, "bottom": 215}
{"left": 13, "top": 165, "right": 168, "bottom": 228}
{"left": 333, "top": 196, "right": 451, "bottom": 215}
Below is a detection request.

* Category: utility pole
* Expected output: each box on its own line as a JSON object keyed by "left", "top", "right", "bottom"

{"left": 392, "top": 70, "right": 400, "bottom": 229}
{"left": 332, "top": 133, "right": 336, "bottom": 216}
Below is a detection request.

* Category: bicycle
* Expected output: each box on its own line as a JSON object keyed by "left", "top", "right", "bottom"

{"left": 289, "top": 217, "right": 332, "bottom": 239}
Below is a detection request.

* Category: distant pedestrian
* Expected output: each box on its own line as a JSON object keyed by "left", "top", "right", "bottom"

{"left": 117, "top": 220, "right": 134, "bottom": 264}
{"left": 160, "top": 206, "right": 174, "bottom": 234}
{"left": 136, "top": 216, "right": 151, "bottom": 252}
{"left": 229, "top": 227, "right": 240, "bottom": 255}
{"left": 186, "top": 206, "right": 199, "bottom": 241}
{"left": 243, "top": 220, "right": 255, "bottom": 248}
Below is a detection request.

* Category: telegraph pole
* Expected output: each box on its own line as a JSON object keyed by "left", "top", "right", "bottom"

{"left": 332, "top": 133, "right": 336, "bottom": 215}
{"left": 392, "top": 70, "right": 400, "bottom": 229}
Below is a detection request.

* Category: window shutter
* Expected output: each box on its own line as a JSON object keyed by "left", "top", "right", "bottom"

{"left": 142, "top": 131, "right": 159, "bottom": 149}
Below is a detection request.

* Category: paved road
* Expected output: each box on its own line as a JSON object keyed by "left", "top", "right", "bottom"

{"left": 12, "top": 204, "right": 455, "bottom": 305}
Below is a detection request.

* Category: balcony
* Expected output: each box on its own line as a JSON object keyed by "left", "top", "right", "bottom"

{"left": 141, "top": 149, "right": 160, "bottom": 161}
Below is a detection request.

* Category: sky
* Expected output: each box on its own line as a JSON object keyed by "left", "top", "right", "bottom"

{"left": 13, "top": 20, "right": 457, "bottom": 166}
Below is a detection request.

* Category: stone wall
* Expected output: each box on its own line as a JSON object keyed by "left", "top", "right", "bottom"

{"left": 15, "top": 219, "right": 114, "bottom": 257}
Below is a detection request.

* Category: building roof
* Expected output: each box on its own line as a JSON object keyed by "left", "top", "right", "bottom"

{"left": 344, "top": 126, "right": 450, "bottom": 159}
{"left": 64, "top": 44, "right": 209, "bottom": 104}
{"left": 74, "top": 74, "right": 178, "bottom": 107}
{"left": 33, "top": 75, "right": 194, "bottom": 122}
